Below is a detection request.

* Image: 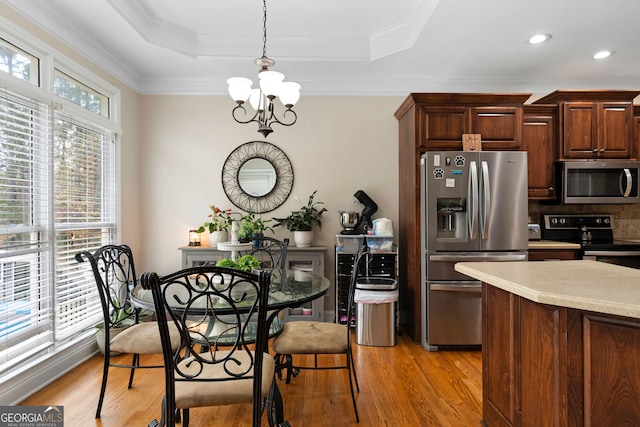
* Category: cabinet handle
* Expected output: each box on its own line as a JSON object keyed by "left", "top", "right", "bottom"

{"left": 592, "top": 148, "right": 598, "bottom": 153}
{"left": 548, "top": 187, "right": 554, "bottom": 191}
{"left": 600, "top": 148, "right": 605, "bottom": 152}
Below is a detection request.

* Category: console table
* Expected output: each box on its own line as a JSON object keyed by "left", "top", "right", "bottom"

{"left": 178, "top": 245, "right": 327, "bottom": 322}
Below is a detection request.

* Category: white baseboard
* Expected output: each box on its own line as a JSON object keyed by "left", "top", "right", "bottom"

{"left": 1, "top": 332, "right": 98, "bottom": 405}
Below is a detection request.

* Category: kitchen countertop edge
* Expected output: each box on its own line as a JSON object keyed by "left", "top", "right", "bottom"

{"left": 455, "top": 260, "right": 640, "bottom": 319}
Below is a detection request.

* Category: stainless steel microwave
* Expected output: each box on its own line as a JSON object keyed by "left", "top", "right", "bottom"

{"left": 560, "top": 160, "right": 640, "bottom": 204}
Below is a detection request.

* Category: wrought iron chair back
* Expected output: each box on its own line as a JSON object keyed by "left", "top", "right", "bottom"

{"left": 75, "top": 244, "right": 165, "bottom": 418}
{"left": 250, "top": 236, "right": 289, "bottom": 270}
{"left": 141, "top": 266, "right": 277, "bottom": 427}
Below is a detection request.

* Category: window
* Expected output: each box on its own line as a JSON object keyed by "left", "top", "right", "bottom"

{"left": 0, "top": 38, "right": 39, "bottom": 85}
{"left": 0, "top": 32, "right": 119, "bottom": 377}
{"left": 54, "top": 69, "right": 109, "bottom": 118}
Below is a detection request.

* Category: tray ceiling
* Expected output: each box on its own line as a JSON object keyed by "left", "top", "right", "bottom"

{"left": 3, "top": 0, "right": 640, "bottom": 96}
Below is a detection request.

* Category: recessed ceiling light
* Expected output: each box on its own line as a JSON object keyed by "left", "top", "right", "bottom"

{"left": 527, "top": 34, "right": 552, "bottom": 45}
{"left": 593, "top": 50, "right": 614, "bottom": 59}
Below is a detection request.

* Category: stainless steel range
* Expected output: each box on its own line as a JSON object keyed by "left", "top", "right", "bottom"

{"left": 542, "top": 214, "right": 640, "bottom": 269}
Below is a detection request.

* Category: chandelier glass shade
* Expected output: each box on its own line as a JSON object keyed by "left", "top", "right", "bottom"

{"left": 227, "top": 0, "right": 300, "bottom": 137}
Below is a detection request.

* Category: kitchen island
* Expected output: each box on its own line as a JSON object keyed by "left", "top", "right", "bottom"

{"left": 455, "top": 260, "right": 640, "bottom": 427}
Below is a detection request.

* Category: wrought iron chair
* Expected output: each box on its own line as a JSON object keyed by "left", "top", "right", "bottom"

{"left": 142, "top": 266, "right": 283, "bottom": 427}
{"left": 250, "top": 236, "right": 289, "bottom": 345}
{"left": 271, "top": 245, "right": 368, "bottom": 422}
{"left": 250, "top": 236, "right": 289, "bottom": 270}
{"left": 75, "top": 244, "right": 180, "bottom": 418}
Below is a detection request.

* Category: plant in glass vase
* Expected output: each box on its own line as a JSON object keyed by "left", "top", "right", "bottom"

{"left": 197, "top": 204, "right": 232, "bottom": 246}
{"left": 273, "top": 190, "right": 327, "bottom": 247}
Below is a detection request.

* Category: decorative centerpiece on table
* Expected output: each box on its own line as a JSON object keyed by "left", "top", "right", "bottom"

{"left": 209, "top": 255, "right": 263, "bottom": 299}
{"left": 238, "top": 211, "right": 274, "bottom": 248}
{"left": 215, "top": 254, "right": 261, "bottom": 272}
{"left": 273, "top": 190, "right": 327, "bottom": 247}
{"left": 197, "top": 204, "right": 232, "bottom": 247}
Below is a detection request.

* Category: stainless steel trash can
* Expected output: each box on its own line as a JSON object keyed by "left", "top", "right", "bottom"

{"left": 355, "top": 277, "right": 398, "bottom": 347}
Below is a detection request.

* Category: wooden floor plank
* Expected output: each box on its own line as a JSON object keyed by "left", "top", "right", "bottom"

{"left": 19, "top": 334, "right": 482, "bottom": 426}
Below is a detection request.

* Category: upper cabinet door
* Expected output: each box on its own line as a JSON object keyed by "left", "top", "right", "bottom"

{"left": 470, "top": 106, "right": 523, "bottom": 150}
{"left": 598, "top": 102, "right": 635, "bottom": 158}
{"left": 562, "top": 102, "right": 598, "bottom": 158}
{"left": 417, "top": 105, "right": 523, "bottom": 151}
{"left": 418, "top": 106, "right": 468, "bottom": 150}
{"left": 533, "top": 91, "right": 639, "bottom": 160}
{"left": 522, "top": 106, "right": 557, "bottom": 200}
{"left": 563, "top": 101, "right": 633, "bottom": 159}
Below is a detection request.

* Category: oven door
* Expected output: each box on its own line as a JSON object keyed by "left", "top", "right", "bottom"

{"left": 582, "top": 250, "right": 640, "bottom": 269}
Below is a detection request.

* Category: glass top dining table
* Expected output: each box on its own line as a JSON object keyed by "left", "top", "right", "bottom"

{"left": 131, "top": 268, "right": 330, "bottom": 344}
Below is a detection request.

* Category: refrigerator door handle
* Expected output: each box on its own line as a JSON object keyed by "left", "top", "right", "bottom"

{"left": 480, "top": 160, "right": 491, "bottom": 239}
{"left": 469, "top": 161, "right": 478, "bottom": 239}
{"left": 429, "top": 253, "right": 528, "bottom": 262}
{"left": 430, "top": 283, "right": 481, "bottom": 292}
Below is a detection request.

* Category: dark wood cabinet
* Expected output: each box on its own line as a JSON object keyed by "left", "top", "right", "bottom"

{"left": 483, "top": 283, "right": 640, "bottom": 427}
{"left": 562, "top": 101, "right": 633, "bottom": 158}
{"left": 470, "top": 106, "right": 523, "bottom": 150}
{"left": 417, "top": 104, "right": 524, "bottom": 150}
{"left": 482, "top": 285, "right": 519, "bottom": 427}
{"left": 527, "top": 248, "right": 579, "bottom": 261}
{"left": 394, "top": 93, "right": 530, "bottom": 343}
{"left": 534, "top": 90, "right": 640, "bottom": 160}
{"left": 577, "top": 314, "right": 640, "bottom": 424}
{"left": 635, "top": 105, "right": 640, "bottom": 158}
{"left": 522, "top": 105, "right": 557, "bottom": 200}
{"left": 417, "top": 106, "right": 466, "bottom": 150}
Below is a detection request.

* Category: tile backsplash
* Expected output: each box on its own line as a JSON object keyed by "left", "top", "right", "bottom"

{"left": 528, "top": 202, "right": 640, "bottom": 239}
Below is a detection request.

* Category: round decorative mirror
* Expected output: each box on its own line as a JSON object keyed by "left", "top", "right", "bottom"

{"left": 222, "top": 141, "right": 294, "bottom": 213}
{"left": 238, "top": 158, "right": 276, "bottom": 197}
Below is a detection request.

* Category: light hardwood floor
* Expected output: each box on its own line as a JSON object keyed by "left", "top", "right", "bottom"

{"left": 20, "top": 334, "right": 482, "bottom": 426}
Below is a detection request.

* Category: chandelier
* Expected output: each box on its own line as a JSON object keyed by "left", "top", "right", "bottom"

{"left": 227, "top": 0, "right": 301, "bottom": 138}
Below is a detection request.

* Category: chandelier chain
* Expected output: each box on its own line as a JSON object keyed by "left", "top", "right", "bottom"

{"left": 228, "top": 0, "right": 299, "bottom": 137}
{"left": 262, "top": 0, "right": 268, "bottom": 59}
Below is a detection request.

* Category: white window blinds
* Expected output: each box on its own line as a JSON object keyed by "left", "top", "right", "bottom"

{"left": 53, "top": 113, "right": 116, "bottom": 341}
{"left": 0, "top": 89, "right": 117, "bottom": 374}
{"left": 0, "top": 90, "right": 54, "bottom": 372}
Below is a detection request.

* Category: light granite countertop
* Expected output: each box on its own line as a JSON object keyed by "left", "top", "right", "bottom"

{"left": 528, "top": 240, "right": 581, "bottom": 250}
{"left": 455, "top": 260, "right": 640, "bottom": 319}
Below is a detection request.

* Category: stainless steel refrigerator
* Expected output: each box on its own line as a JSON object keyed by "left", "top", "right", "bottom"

{"left": 420, "top": 151, "right": 528, "bottom": 350}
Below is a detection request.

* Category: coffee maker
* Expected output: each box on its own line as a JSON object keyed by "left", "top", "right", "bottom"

{"left": 339, "top": 190, "right": 378, "bottom": 235}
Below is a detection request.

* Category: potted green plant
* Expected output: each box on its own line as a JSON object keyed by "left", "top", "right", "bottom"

{"left": 196, "top": 204, "right": 233, "bottom": 246}
{"left": 273, "top": 190, "right": 327, "bottom": 247}
{"left": 239, "top": 212, "right": 273, "bottom": 246}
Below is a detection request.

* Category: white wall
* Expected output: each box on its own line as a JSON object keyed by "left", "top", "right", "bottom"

{"left": 1, "top": 1, "right": 403, "bottom": 322}
{"left": 137, "top": 95, "right": 403, "bottom": 313}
